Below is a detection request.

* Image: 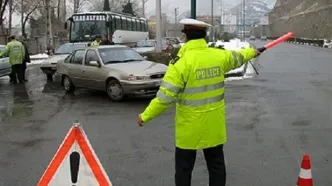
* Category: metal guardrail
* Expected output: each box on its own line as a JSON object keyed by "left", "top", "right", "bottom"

{"left": 267, "top": 37, "right": 331, "bottom": 48}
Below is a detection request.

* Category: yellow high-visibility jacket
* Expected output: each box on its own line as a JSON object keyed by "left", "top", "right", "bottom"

{"left": 141, "top": 38, "right": 256, "bottom": 150}
{"left": 90, "top": 40, "right": 101, "bottom": 46}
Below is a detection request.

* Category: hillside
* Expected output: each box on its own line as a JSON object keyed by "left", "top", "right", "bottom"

{"left": 268, "top": 0, "right": 332, "bottom": 38}
{"left": 229, "top": 0, "right": 271, "bottom": 25}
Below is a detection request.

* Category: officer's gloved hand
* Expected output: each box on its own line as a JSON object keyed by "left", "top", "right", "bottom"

{"left": 255, "top": 47, "right": 266, "bottom": 57}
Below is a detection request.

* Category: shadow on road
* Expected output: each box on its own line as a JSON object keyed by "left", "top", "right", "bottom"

{"left": 41, "top": 79, "right": 153, "bottom": 105}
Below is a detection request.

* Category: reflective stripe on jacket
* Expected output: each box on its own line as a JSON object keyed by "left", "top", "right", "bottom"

{"left": 0, "top": 40, "right": 25, "bottom": 65}
{"left": 141, "top": 38, "right": 256, "bottom": 150}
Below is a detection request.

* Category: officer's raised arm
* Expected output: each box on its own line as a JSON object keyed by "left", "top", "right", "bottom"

{"left": 223, "top": 47, "right": 259, "bottom": 73}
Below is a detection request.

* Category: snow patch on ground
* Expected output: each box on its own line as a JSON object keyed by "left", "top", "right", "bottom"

{"left": 30, "top": 53, "right": 49, "bottom": 59}
{"left": 212, "top": 39, "right": 255, "bottom": 81}
{"left": 28, "top": 60, "right": 45, "bottom": 65}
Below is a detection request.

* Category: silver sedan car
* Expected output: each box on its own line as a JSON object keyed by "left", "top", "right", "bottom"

{"left": 55, "top": 45, "right": 168, "bottom": 101}
{"left": 0, "top": 45, "right": 11, "bottom": 78}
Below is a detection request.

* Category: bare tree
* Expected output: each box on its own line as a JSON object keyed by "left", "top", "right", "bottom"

{"left": 0, "top": 0, "right": 10, "bottom": 33}
{"left": 13, "top": 0, "right": 43, "bottom": 38}
{"left": 89, "top": 0, "right": 142, "bottom": 16}
{"left": 67, "top": 0, "right": 88, "bottom": 13}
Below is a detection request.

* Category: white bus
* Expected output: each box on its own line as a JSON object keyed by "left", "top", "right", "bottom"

{"left": 65, "top": 12, "right": 149, "bottom": 46}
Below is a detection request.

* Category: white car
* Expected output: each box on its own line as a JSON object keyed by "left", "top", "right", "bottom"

{"left": 0, "top": 45, "right": 11, "bottom": 78}
{"left": 133, "top": 40, "right": 156, "bottom": 54}
{"left": 40, "top": 42, "right": 89, "bottom": 79}
{"left": 323, "top": 39, "right": 332, "bottom": 48}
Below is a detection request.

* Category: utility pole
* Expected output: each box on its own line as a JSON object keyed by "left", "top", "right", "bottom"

{"left": 142, "top": 0, "right": 148, "bottom": 18}
{"left": 49, "top": 6, "right": 53, "bottom": 48}
{"left": 242, "top": 0, "right": 246, "bottom": 41}
{"left": 220, "top": 0, "right": 223, "bottom": 34}
{"left": 8, "top": 0, "right": 13, "bottom": 35}
{"left": 191, "top": 0, "right": 196, "bottom": 19}
{"left": 20, "top": 0, "right": 23, "bottom": 37}
{"left": 63, "top": 0, "right": 67, "bottom": 22}
{"left": 156, "top": 0, "right": 162, "bottom": 52}
{"left": 211, "top": 0, "right": 213, "bottom": 41}
{"left": 174, "top": 7, "right": 179, "bottom": 23}
{"left": 73, "top": 0, "right": 78, "bottom": 13}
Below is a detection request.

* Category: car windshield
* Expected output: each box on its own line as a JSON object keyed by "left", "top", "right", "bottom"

{"left": 136, "top": 40, "right": 155, "bottom": 47}
{"left": 100, "top": 48, "right": 144, "bottom": 64}
{"left": 55, "top": 44, "right": 87, "bottom": 54}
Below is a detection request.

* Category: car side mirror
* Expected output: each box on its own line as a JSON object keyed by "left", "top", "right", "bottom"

{"left": 89, "top": 61, "right": 100, "bottom": 67}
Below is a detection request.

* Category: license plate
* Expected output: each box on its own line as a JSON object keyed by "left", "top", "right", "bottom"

{"left": 154, "top": 81, "right": 161, "bottom": 86}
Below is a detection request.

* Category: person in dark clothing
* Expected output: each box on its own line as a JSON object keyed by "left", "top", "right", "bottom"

{"left": 100, "top": 34, "right": 115, "bottom": 45}
{"left": 18, "top": 36, "right": 31, "bottom": 82}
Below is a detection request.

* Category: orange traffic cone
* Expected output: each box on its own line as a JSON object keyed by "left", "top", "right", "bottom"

{"left": 297, "top": 154, "right": 313, "bottom": 186}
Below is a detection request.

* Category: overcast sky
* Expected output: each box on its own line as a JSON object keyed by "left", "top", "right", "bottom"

{"left": 144, "top": 0, "right": 277, "bottom": 18}
{"left": 10, "top": 0, "right": 276, "bottom": 27}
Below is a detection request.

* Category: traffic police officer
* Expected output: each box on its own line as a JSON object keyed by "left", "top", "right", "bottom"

{"left": 137, "top": 18, "right": 262, "bottom": 186}
{"left": 0, "top": 35, "right": 25, "bottom": 84}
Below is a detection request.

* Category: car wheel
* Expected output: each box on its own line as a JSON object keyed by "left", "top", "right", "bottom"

{"left": 63, "top": 75, "right": 75, "bottom": 93}
{"left": 106, "top": 79, "right": 124, "bottom": 101}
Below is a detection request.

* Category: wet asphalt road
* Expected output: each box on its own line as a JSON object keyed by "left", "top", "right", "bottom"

{"left": 0, "top": 41, "right": 331, "bottom": 186}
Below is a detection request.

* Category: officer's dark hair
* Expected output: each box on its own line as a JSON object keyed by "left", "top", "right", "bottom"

{"left": 8, "top": 35, "right": 15, "bottom": 41}
{"left": 181, "top": 28, "right": 207, "bottom": 41}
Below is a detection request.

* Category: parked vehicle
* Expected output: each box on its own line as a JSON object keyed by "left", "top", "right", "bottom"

{"left": 55, "top": 45, "right": 167, "bottom": 101}
{"left": 0, "top": 45, "right": 11, "bottom": 78}
{"left": 249, "top": 36, "right": 256, "bottom": 41}
{"left": 261, "top": 36, "right": 267, "bottom": 41}
{"left": 133, "top": 40, "right": 156, "bottom": 53}
{"left": 40, "top": 42, "right": 89, "bottom": 79}
{"left": 323, "top": 39, "right": 332, "bottom": 48}
{"left": 164, "top": 37, "right": 181, "bottom": 48}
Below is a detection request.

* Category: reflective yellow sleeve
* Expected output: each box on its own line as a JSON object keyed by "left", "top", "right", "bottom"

{"left": 2, "top": 44, "right": 10, "bottom": 57}
{"left": 140, "top": 60, "right": 185, "bottom": 123}
{"left": 223, "top": 47, "right": 256, "bottom": 72}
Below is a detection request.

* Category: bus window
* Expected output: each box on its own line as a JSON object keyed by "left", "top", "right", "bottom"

{"left": 128, "top": 18, "right": 132, "bottom": 30}
{"left": 140, "top": 21, "right": 144, "bottom": 31}
{"left": 115, "top": 16, "right": 121, "bottom": 30}
{"left": 131, "top": 19, "right": 137, "bottom": 31}
{"left": 143, "top": 21, "right": 148, "bottom": 32}
{"left": 121, "top": 17, "right": 127, "bottom": 30}
{"left": 136, "top": 20, "right": 140, "bottom": 31}
{"left": 110, "top": 16, "right": 116, "bottom": 32}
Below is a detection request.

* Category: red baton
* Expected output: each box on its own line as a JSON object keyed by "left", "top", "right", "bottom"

{"left": 257, "top": 32, "right": 294, "bottom": 52}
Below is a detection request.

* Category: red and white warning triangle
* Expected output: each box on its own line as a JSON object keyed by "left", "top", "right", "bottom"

{"left": 37, "top": 122, "right": 112, "bottom": 186}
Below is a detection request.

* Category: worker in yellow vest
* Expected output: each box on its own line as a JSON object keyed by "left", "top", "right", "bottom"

{"left": 90, "top": 35, "right": 102, "bottom": 46}
{"left": 137, "top": 18, "right": 263, "bottom": 186}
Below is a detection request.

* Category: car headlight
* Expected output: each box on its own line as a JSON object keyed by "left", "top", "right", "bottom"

{"left": 128, "top": 74, "right": 151, "bottom": 81}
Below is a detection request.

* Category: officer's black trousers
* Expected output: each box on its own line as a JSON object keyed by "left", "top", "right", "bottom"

{"left": 175, "top": 144, "right": 226, "bottom": 186}
{"left": 10, "top": 64, "right": 24, "bottom": 83}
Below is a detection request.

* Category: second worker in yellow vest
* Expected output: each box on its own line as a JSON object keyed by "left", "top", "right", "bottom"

{"left": 90, "top": 35, "right": 102, "bottom": 46}
{"left": 137, "top": 18, "right": 262, "bottom": 186}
